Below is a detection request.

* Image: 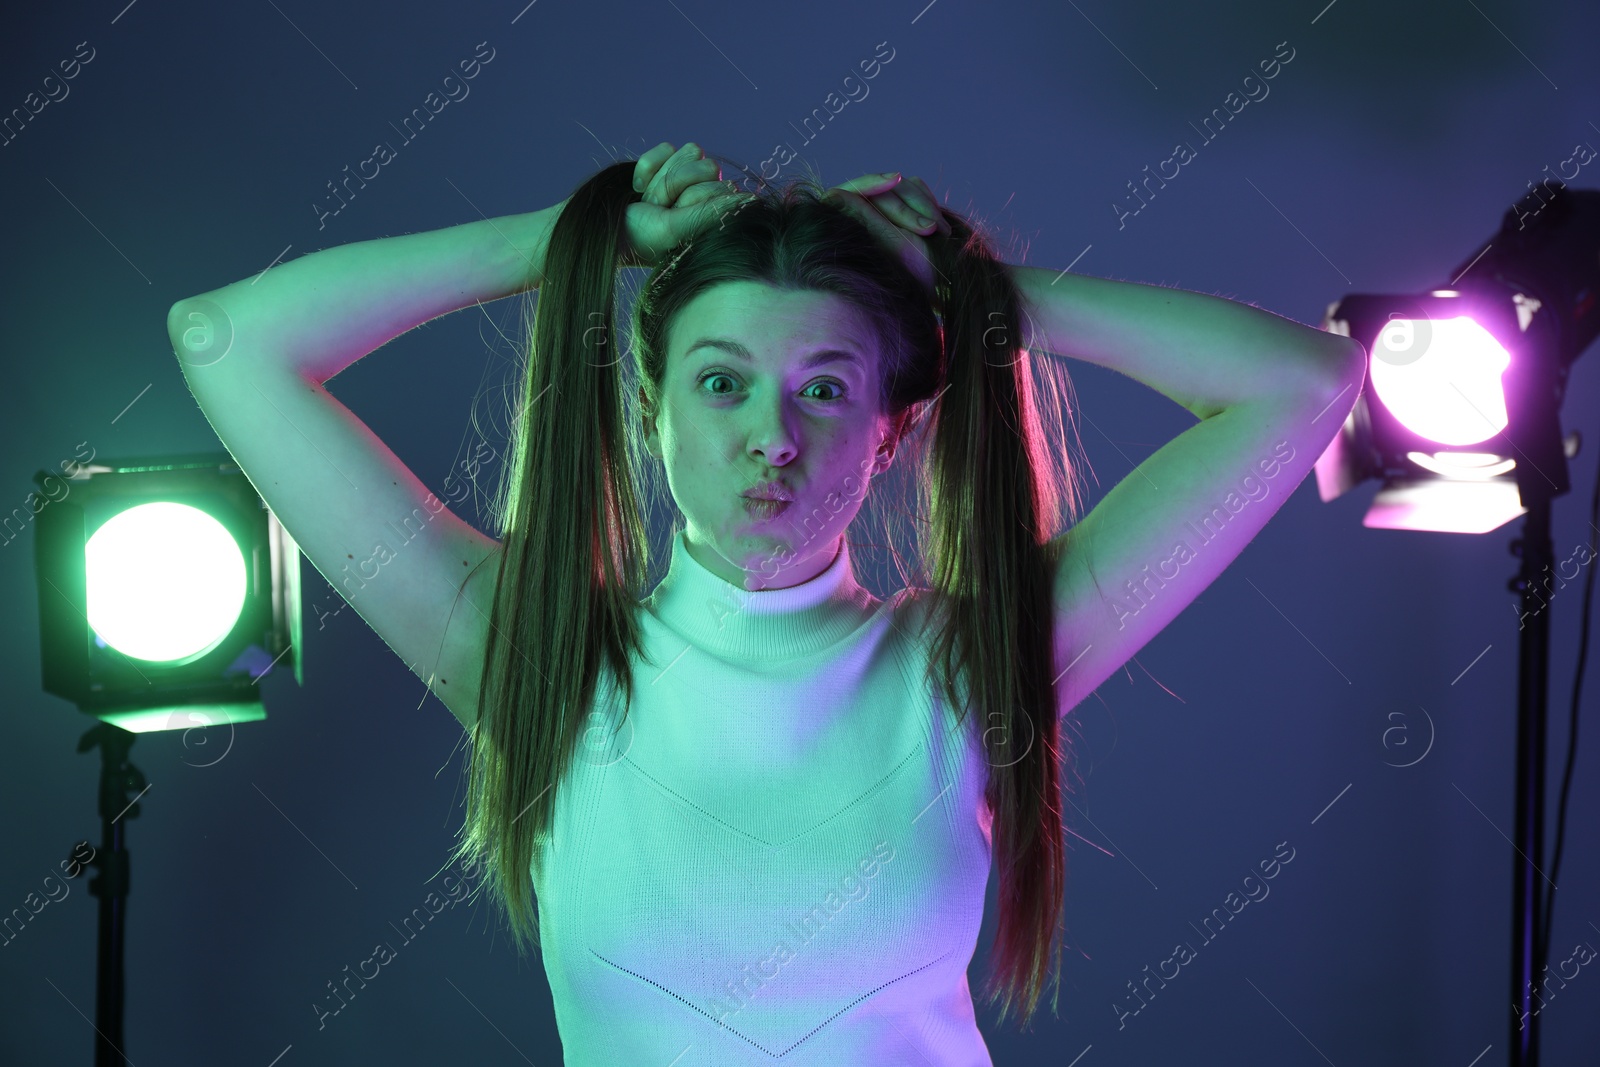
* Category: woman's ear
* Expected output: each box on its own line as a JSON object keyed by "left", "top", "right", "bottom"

{"left": 871, "top": 425, "right": 898, "bottom": 476}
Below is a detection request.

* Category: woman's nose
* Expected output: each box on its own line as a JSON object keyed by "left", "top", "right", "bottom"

{"left": 747, "top": 400, "right": 798, "bottom": 465}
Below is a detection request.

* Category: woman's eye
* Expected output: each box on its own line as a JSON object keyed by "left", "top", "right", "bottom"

{"left": 695, "top": 372, "right": 847, "bottom": 402}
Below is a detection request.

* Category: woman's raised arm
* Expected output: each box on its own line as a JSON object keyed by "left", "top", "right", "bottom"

{"left": 1007, "top": 264, "right": 1365, "bottom": 720}
{"left": 165, "top": 198, "right": 570, "bottom": 731}
{"left": 174, "top": 199, "right": 569, "bottom": 385}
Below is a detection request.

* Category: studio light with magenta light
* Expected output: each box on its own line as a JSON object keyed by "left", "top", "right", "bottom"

{"left": 1310, "top": 184, "right": 1600, "bottom": 1067}
{"left": 1313, "top": 187, "right": 1600, "bottom": 534}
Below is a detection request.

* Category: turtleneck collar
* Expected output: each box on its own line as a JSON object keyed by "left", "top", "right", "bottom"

{"left": 645, "top": 527, "right": 881, "bottom": 662}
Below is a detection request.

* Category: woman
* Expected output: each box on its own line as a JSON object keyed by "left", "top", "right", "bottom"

{"left": 167, "top": 141, "right": 1363, "bottom": 1064}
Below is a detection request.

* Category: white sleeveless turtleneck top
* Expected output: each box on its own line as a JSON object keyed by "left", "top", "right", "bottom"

{"left": 531, "top": 528, "right": 996, "bottom": 1065}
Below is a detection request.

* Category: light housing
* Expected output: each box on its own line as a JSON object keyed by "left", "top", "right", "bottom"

{"left": 1314, "top": 186, "right": 1600, "bottom": 534}
{"left": 33, "top": 452, "right": 302, "bottom": 733}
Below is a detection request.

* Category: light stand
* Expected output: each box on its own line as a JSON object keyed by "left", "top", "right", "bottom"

{"left": 68, "top": 722, "right": 146, "bottom": 1067}
{"left": 1439, "top": 191, "right": 1594, "bottom": 1066}
{"left": 1317, "top": 185, "right": 1600, "bottom": 1066}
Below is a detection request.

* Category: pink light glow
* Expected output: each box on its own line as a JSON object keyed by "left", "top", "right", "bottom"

{"left": 1369, "top": 316, "right": 1512, "bottom": 447}
{"left": 1364, "top": 479, "right": 1527, "bottom": 534}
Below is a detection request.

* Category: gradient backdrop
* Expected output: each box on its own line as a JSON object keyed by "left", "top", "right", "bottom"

{"left": 3, "top": 1, "right": 1599, "bottom": 1065}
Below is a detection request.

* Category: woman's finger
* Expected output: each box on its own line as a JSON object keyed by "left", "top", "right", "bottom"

{"left": 832, "top": 172, "right": 902, "bottom": 197}
{"left": 639, "top": 144, "right": 682, "bottom": 202}
{"left": 849, "top": 190, "right": 934, "bottom": 287}
{"left": 905, "top": 177, "right": 951, "bottom": 234}
{"left": 644, "top": 142, "right": 710, "bottom": 203}
{"left": 672, "top": 178, "right": 737, "bottom": 209}
{"left": 857, "top": 173, "right": 943, "bottom": 232}
{"left": 832, "top": 173, "right": 943, "bottom": 233}
{"left": 659, "top": 156, "right": 720, "bottom": 203}
{"left": 864, "top": 189, "right": 915, "bottom": 229}
{"left": 639, "top": 141, "right": 693, "bottom": 200}
{"left": 633, "top": 141, "right": 678, "bottom": 192}
{"left": 878, "top": 178, "right": 940, "bottom": 232}
{"left": 860, "top": 186, "right": 935, "bottom": 235}
{"left": 827, "top": 187, "right": 906, "bottom": 247}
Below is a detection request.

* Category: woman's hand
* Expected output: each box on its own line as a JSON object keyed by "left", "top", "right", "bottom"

{"left": 823, "top": 172, "right": 951, "bottom": 297}
{"left": 622, "top": 141, "right": 749, "bottom": 268}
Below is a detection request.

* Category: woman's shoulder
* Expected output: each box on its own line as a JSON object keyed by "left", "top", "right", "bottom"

{"left": 884, "top": 583, "right": 943, "bottom": 647}
{"left": 887, "top": 582, "right": 940, "bottom": 612}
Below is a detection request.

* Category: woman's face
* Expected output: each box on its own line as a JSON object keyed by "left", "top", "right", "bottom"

{"left": 643, "top": 280, "right": 898, "bottom": 591}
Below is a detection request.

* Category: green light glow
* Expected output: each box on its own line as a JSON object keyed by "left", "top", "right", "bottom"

{"left": 84, "top": 502, "right": 248, "bottom": 663}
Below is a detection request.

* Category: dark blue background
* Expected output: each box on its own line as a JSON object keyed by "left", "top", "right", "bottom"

{"left": 3, "top": 1, "right": 1599, "bottom": 1064}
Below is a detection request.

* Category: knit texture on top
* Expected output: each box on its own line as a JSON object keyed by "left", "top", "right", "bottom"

{"left": 531, "top": 528, "right": 996, "bottom": 1065}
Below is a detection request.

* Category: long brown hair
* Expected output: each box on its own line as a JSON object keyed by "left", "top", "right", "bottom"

{"left": 449, "top": 157, "right": 1087, "bottom": 1029}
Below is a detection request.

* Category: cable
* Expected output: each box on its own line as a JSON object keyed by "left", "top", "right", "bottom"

{"left": 1539, "top": 428, "right": 1599, "bottom": 990}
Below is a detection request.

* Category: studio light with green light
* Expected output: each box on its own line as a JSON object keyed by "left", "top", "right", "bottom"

{"left": 33, "top": 453, "right": 302, "bottom": 734}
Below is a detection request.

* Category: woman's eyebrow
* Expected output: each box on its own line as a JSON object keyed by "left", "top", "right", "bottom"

{"left": 685, "top": 337, "right": 865, "bottom": 371}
